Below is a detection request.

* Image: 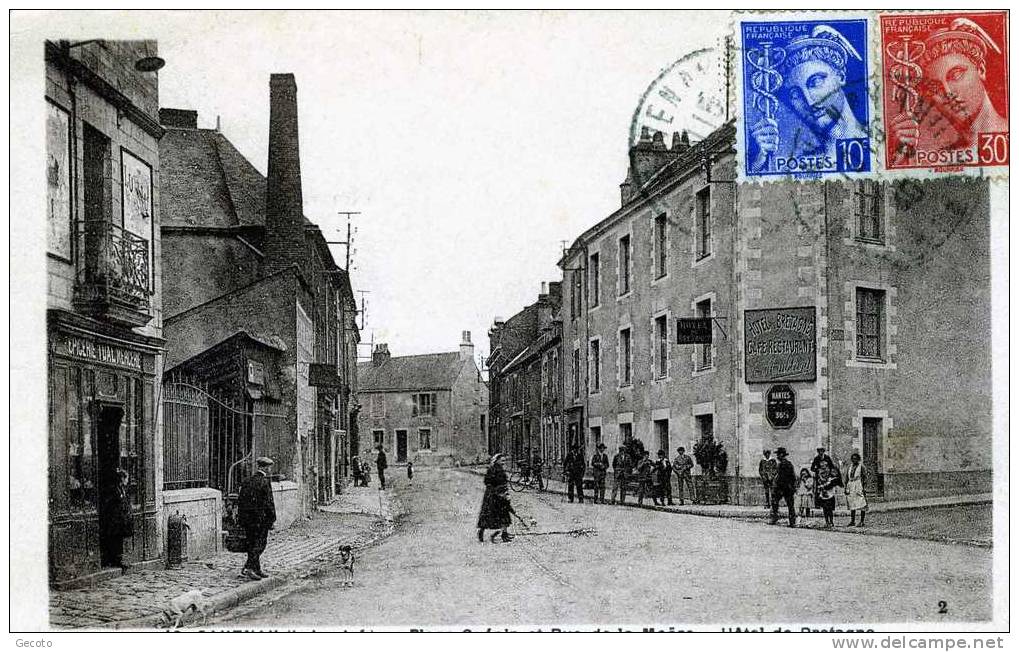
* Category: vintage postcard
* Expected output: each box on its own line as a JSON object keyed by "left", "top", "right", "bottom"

{"left": 8, "top": 8, "right": 1009, "bottom": 640}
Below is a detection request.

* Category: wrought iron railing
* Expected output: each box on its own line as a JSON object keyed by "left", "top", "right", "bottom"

{"left": 75, "top": 220, "right": 151, "bottom": 319}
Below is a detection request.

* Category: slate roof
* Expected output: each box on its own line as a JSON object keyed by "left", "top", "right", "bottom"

{"left": 160, "top": 126, "right": 312, "bottom": 229}
{"left": 357, "top": 352, "right": 466, "bottom": 392}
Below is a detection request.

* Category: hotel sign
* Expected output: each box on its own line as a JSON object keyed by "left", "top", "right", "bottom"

{"left": 676, "top": 318, "right": 712, "bottom": 344}
{"left": 744, "top": 307, "right": 816, "bottom": 383}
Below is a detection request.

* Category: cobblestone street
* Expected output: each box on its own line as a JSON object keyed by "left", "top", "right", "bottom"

{"left": 49, "top": 486, "right": 401, "bottom": 629}
{"left": 218, "top": 467, "right": 991, "bottom": 628}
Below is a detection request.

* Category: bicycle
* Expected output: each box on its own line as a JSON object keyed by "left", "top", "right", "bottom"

{"left": 509, "top": 461, "right": 545, "bottom": 492}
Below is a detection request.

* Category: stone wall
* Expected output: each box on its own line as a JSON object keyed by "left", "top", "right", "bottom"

{"left": 162, "top": 487, "right": 222, "bottom": 561}
{"left": 272, "top": 480, "right": 301, "bottom": 530}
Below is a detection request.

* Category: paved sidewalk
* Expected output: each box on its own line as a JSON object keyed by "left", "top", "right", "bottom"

{"left": 464, "top": 468, "right": 992, "bottom": 546}
{"left": 49, "top": 484, "right": 402, "bottom": 630}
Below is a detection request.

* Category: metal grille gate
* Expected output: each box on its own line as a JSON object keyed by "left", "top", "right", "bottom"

{"left": 163, "top": 378, "right": 288, "bottom": 494}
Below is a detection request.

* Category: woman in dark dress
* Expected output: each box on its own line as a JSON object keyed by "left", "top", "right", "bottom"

{"left": 815, "top": 458, "right": 842, "bottom": 528}
{"left": 477, "top": 454, "right": 511, "bottom": 542}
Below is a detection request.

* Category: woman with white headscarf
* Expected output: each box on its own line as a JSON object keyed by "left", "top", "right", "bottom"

{"left": 476, "top": 453, "right": 511, "bottom": 542}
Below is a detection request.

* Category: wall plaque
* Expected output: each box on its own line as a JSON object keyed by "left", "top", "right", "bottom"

{"left": 744, "top": 307, "right": 816, "bottom": 383}
{"left": 765, "top": 384, "right": 796, "bottom": 429}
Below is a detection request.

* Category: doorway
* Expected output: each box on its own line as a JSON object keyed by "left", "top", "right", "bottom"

{"left": 396, "top": 429, "right": 408, "bottom": 463}
{"left": 861, "top": 417, "right": 884, "bottom": 495}
{"left": 96, "top": 404, "right": 124, "bottom": 568}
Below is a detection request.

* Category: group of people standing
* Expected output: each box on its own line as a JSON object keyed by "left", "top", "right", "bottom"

{"left": 558, "top": 442, "right": 698, "bottom": 507}
{"left": 351, "top": 446, "right": 389, "bottom": 490}
{"left": 759, "top": 446, "right": 869, "bottom": 528}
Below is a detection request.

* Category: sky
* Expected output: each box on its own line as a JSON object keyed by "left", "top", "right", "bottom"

{"left": 25, "top": 10, "right": 726, "bottom": 363}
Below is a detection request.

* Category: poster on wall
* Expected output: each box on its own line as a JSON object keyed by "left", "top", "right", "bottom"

{"left": 744, "top": 307, "right": 817, "bottom": 383}
{"left": 46, "top": 102, "right": 71, "bottom": 260}
{"left": 121, "top": 148, "right": 153, "bottom": 284}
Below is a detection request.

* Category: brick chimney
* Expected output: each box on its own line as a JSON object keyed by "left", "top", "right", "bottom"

{"left": 372, "top": 343, "right": 390, "bottom": 367}
{"left": 262, "top": 73, "right": 306, "bottom": 277}
{"left": 460, "top": 331, "right": 474, "bottom": 360}
{"left": 626, "top": 126, "right": 682, "bottom": 204}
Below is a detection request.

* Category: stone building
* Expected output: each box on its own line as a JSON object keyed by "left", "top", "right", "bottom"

{"left": 159, "top": 73, "right": 360, "bottom": 530}
{"left": 357, "top": 333, "right": 488, "bottom": 466}
{"left": 45, "top": 40, "right": 166, "bottom": 584}
{"left": 487, "top": 283, "right": 565, "bottom": 470}
{"left": 559, "top": 123, "right": 991, "bottom": 503}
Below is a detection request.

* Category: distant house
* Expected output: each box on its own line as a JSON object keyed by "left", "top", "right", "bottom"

{"left": 357, "top": 332, "right": 488, "bottom": 466}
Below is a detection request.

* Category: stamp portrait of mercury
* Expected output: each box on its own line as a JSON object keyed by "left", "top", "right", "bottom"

{"left": 880, "top": 11, "right": 1009, "bottom": 170}
{"left": 737, "top": 16, "right": 872, "bottom": 179}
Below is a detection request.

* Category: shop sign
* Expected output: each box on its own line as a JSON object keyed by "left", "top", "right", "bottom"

{"left": 744, "top": 307, "right": 816, "bottom": 383}
{"left": 61, "top": 334, "right": 143, "bottom": 371}
{"left": 766, "top": 384, "right": 796, "bottom": 429}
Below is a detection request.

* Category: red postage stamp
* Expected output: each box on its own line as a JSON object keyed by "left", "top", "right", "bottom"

{"left": 880, "top": 11, "right": 1009, "bottom": 171}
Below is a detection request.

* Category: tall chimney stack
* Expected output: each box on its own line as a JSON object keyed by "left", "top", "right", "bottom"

{"left": 263, "top": 73, "right": 305, "bottom": 276}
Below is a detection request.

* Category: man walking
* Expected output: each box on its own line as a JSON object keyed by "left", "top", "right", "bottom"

{"left": 237, "top": 457, "right": 277, "bottom": 580}
{"left": 610, "top": 445, "right": 632, "bottom": 505}
{"left": 770, "top": 447, "right": 797, "bottom": 527}
{"left": 563, "top": 444, "right": 586, "bottom": 503}
{"left": 673, "top": 447, "right": 695, "bottom": 505}
{"left": 376, "top": 446, "right": 388, "bottom": 490}
{"left": 590, "top": 443, "right": 609, "bottom": 504}
{"left": 759, "top": 449, "right": 778, "bottom": 509}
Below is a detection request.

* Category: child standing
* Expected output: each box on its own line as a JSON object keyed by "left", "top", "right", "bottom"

{"left": 795, "top": 468, "right": 814, "bottom": 518}
{"left": 407, "top": 461, "right": 414, "bottom": 484}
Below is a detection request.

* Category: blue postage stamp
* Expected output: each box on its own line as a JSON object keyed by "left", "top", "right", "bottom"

{"left": 737, "top": 16, "right": 872, "bottom": 180}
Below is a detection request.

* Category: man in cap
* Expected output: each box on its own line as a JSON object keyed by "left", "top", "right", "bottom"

{"left": 749, "top": 23, "right": 868, "bottom": 172}
{"left": 237, "top": 457, "right": 277, "bottom": 580}
{"left": 770, "top": 448, "right": 797, "bottom": 527}
{"left": 590, "top": 443, "right": 609, "bottom": 504}
{"left": 759, "top": 449, "right": 778, "bottom": 510}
